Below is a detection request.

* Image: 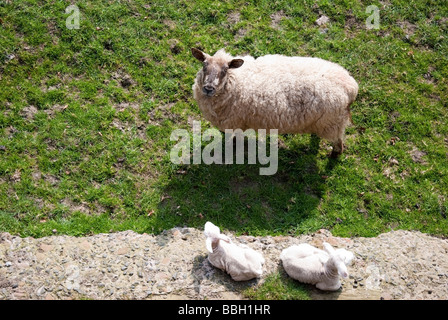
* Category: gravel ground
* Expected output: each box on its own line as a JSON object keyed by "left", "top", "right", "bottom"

{"left": 1, "top": 228, "right": 447, "bottom": 300}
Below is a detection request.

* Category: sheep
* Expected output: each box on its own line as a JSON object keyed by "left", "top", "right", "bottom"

{"left": 280, "top": 242, "right": 354, "bottom": 291}
{"left": 191, "top": 48, "right": 358, "bottom": 157}
{"left": 204, "top": 221, "right": 265, "bottom": 281}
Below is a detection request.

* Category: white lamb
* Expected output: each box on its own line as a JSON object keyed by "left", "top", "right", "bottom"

{"left": 280, "top": 242, "right": 354, "bottom": 291}
{"left": 191, "top": 48, "right": 358, "bottom": 157}
{"left": 204, "top": 221, "right": 265, "bottom": 281}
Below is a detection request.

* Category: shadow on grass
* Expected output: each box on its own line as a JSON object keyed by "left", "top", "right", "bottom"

{"left": 153, "top": 134, "right": 340, "bottom": 235}
{"left": 190, "top": 255, "right": 314, "bottom": 300}
{"left": 190, "top": 253, "right": 259, "bottom": 297}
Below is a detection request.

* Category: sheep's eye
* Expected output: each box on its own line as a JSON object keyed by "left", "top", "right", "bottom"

{"left": 220, "top": 67, "right": 228, "bottom": 77}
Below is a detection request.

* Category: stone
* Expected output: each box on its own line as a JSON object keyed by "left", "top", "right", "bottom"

{"left": 116, "top": 247, "right": 129, "bottom": 255}
{"left": 36, "top": 286, "right": 46, "bottom": 296}
{"left": 80, "top": 240, "right": 92, "bottom": 251}
{"left": 315, "top": 15, "right": 330, "bottom": 26}
{"left": 39, "top": 243, "right": 53, "bottom": 252}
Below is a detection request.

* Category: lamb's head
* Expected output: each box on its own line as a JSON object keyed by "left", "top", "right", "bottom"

{"left": 323, "top": 242, "right": 349, "bottom": 279}
{"left": 204, "top": 221, "right": 231, "bottom": 253}
{"left": 191, "top": 48, "right": 244, "bottom": 97}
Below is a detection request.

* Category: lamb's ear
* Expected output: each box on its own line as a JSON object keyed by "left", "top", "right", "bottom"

{"left": 323, "top": 242, "right": 336, "bottom": 255}
{"left": 204, "top": 221, "right": 220, "bottom": 237}
{"left": 206, "top": 238, "right": 214, "bottom": 253}
{"left": 191, "top": 48, "right": 207, "bottom": 62}
{"left": 229, "top": 59, "right": 244, "bottom": 69}
{"left": 336, "top": 249, "right": 354, "bottom": 265}
{"left": 219, "top": 234, "right": 231, "bottom": 243}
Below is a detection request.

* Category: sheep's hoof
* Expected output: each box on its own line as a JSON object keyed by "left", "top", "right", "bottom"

{"left": 330, "top": 150, "right": 342, "bottom": 158}
{"left": 330, "top": 140, "right": 344, "bottom": 158}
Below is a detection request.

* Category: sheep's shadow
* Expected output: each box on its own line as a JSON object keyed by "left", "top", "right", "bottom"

{"left": 274, "top": 263, "right": 345, "bottom": 300}
{"left": 190, "top": 253, "right": 260, "bottom": 298}
{"left": 154, "top": 134, "right": 340, "bottom": 234}
{"left": 190, "top": 254, "right": 344, "bottom": 300}
{"left": 308, "top": 286, "right": 343, "bottom": 300}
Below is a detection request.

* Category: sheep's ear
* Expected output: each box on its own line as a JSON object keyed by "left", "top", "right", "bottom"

{"left": 229, "top": 59, "right": 244, "bottom": 69}
{"left": 206, "top": 238, "right": 214, "bottom": 253}
{"left": 323, "top": 242, "right": 336, "bottom": 255}
{"left": 336, "top": 249, "right": 354, "bottom": 265}
{"left": 219, "top": 234, "right": 231, "bottom": 243}
{"left": 204, "top": 221, "right": 220, "bottom": 236}
{"left": 192, "top": 48, "right": 207, "bottom": 62}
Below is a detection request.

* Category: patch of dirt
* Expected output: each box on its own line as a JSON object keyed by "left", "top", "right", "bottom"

{"left": 43, "top": 174, "right": 60, "bottom": 186}
{"left": 43, "top": 104, "right": 68, "bottom": 118}
{"left": 397, "top": 20, "right": 418, "bottom": 36}
{"left": 60, "top": 198, "right": 92, "bottom": 215}
{"left": 110, "top": 70, "right": 135, "bottom": 89}
{"left": 409, "top": 147, "right": 428, "bottom": 165}
{"left": 382, "top": 158, "right": 409, "bottom": 183}
{"left": 227, "top": 11, "right": 241, "bottom": 25}
{"left": 162, "top": 19, "right": 177, "bottom": 31}
{"left": 20, "top": 106, "right": 38, "bottom": 120}
{"left": 234, "top": 28, "right": 248, "bottom": 40}
{"left": 111, "top": 118, "right": 147, "bottom": 140}
{"left": 147, "top": 103, "right": 182, "bottom": 126}
{"left": 315, "top": 15, "right": 330, "bottom": 26}
{"left": 270, "top": 11, "right": 288, "bottom": 30}
{"left": 168, "top": 39, "right": 183, "bottom": 55}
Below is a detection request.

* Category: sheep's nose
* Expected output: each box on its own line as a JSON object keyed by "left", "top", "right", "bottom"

{"left": 202, "top": 86, "right": 215, "bottom": 96}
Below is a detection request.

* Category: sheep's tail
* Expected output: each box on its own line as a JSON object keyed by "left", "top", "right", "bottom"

{"left": 345, "top": 76, "right": 359, "bottom": 126}
{"left": 347, "top": 102, "right": 354, "bottom": 125}
{"left": 204, "top": 221, "right": 231, "bottom": 253}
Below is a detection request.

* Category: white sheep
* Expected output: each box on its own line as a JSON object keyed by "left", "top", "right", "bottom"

{"left": 204, "top": 221, "right": 265, "bottom": 281}
{"left": 280, "top": 242, "right": 354, "bottom": 291}
{"left": 191, "top": 48, "right": 358, "bottom": 157}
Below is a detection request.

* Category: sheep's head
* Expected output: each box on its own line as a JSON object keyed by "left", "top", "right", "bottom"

{"left": 332, "top": 256, "right": 349, "bottom": 278}
{"left": 192, "top": 48, "right": 244, "bottom": 97}
{"left": 204, "top": 221, "right": 231, "bottom": 253}
{"left": 323, "top": 242, "right": 349, "bottom": 278}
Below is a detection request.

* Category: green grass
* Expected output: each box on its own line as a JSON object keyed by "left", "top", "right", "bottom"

{"left": 243, "top": 271, "right": 311, "bottom": 300}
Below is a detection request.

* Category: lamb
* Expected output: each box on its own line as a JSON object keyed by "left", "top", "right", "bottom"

{"left": 280, "top": 242, "right": 354, "bottom": 291}
{"left": 191, "top": 48, "right": 358, "bottom": 157}
{"left": 204, "top": 221, "right": 265, "bottom": 281}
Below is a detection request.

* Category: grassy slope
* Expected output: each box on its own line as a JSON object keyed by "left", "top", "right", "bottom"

{"left": 0, "top": 0, "right": 447, "bottom": 240}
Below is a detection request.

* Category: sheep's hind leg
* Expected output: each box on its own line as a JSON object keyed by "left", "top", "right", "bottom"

{"left": 329, "top": 123, "right": 347, "bottom": 158}
{"left": 317, "top": 123, "right": 346, "bottom": 158}
{"left": 330, "top": 138, "right": 344, "bottom": 158}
